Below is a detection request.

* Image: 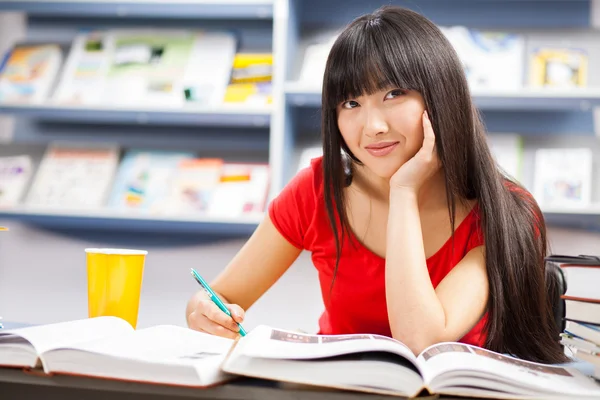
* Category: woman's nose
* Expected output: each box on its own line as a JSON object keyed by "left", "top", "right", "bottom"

{"left": 362, "top": 107, "right": 389, "bottom": 138}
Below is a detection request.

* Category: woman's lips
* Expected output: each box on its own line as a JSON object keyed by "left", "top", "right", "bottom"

{"left": 365, "top": 141, "right": 399, "bottom": 157}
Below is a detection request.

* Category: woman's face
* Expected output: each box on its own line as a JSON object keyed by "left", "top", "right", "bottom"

{"left": 336, "top": 88, "right": 426, "bottom": 179}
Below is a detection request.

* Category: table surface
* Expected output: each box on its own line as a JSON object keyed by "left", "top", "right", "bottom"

{"left": 0, "top": 367, "right": 447, "bottom": 400}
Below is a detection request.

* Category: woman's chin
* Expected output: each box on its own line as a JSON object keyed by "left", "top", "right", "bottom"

{"left": 363, "top": 163, "right": 400, "bottom": 181}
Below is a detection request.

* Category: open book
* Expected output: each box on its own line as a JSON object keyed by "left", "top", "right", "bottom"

{"left": 0, "top": 316, "right": 234, "bottom": 387}
{"left": 222, "top": 325, "right": 600, "bottom": 399}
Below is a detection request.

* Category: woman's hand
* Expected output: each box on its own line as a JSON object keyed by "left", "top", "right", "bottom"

{"left": 186, "top": 290, "right": 245, "bottom": 339}
{"left": 389, "top": 110, "right": 441, "bottom": 193}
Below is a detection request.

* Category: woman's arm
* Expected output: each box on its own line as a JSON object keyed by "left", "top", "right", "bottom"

{"left": 211, "top": 214, "right": 303, "bottom": 310}
{"left": 385, "top": 190, "right": 488, "bottom": 354}
{"left": 385, "top": 111, "right": 488, "bottom": 354}
{"left": 186, "top": 213, "right": 302, "bottom": 328}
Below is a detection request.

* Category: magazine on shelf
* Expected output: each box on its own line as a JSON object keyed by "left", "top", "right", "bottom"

{"left": 222, "top": 325, "right": 600, "bottom": 398}
{"left": 180, "top": 30, "right": 237, "bottom": 107}
{"left": 0, "top": 43, "right": 62, "bottom": 104}
{"left": 0, "top": 155, "right": 32, "bottom": 208}
{"left": 51, "top": 30, "right": 112, "bottom": 106}
{"left": 107, "top": 150, "right": 194, "bottom": 214}
{"left": 164, "top": 158, "right": 223, "bottom": 215}
{"left": 53, "top": 29, "right": 236, "bottom": 108}
{"left": 530, "top": 47, "right": 588, "bottom": 88}
{"left": 487, "top": 134, "right": 523, "bottom": 182}
{"left": 25, "top": 143, "right": 119, "bottom": 210}
{"left": 229, "top": 53, "right": 272, "bottom": 84}
{"left": 440, "top": 26, "right": 524, "bottom": 91}
{"left": 223, "top": 52, "right": 272, "bottom": 106}
{"left": 0, "top": 316, "right": 234, "bottom": 387}
{"left": 207, "top": 163, "right": 270, "bottom": 218}
{"left": 299, "top": 32, "right": 339, "bottom": 84}
{"left": 532, "top": 148, "right": 593, "bottom": 208}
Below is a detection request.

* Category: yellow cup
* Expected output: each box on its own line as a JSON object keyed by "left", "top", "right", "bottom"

{"left": 85, "top": 248, "right": 147, "bottom": 328}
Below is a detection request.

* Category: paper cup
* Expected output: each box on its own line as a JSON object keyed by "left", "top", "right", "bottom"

{"left": 85, "top": 248, "right": 147, "bottom": 328}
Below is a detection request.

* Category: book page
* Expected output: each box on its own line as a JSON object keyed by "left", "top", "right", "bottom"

{"left": 237, "top": 325, "right": 419, "bottom": 365}
{"left": 55, "top": 324, "right": 233, "bottom": 363}
{"left": 418, "top": 342, "right": 600, "bottom": 397}
{"left": 0, "top": 316, "right": 133, "bottom": 356}
{"left": 44, "top": 325, "right": 234, "bottom": 384}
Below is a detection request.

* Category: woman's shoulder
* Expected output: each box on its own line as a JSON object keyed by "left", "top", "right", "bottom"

{"left": 267, "top": 156, "right": 324, "bottom": 249}
{"left": 502, "top": 179, "right": 540, "bottom": 209}
{"left": 270, "top": 156, "right": 324, "bottom": 212}
{"left": 504, "top": 178, "right": 532, "bottom": 197}
{"left": 290, "top": 156, "right": 324, "bottom": 194}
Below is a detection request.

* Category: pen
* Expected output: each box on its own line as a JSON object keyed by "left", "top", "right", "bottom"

{"left": 190, "top": 268, "right": 247, "bottom": 337}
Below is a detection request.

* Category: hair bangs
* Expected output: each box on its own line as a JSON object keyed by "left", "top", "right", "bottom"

{"left": 324, "top": 16, "right": 418, "bottom": 110}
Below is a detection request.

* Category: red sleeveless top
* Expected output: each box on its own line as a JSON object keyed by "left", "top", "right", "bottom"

{"left": 268, "top": 157, "right": 487, "bottom": 346}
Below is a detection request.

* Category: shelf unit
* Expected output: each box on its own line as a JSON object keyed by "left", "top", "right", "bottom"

{"left": 0, "top": 0, "right": 600, "bottom": 234}
{"left": 0, "top": 0, "right": 284, "bottom": 236}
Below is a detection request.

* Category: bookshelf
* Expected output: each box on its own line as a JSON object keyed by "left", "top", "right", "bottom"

{"left": 277, "top": 0, "right": 600, "bottom": 233}
{"left": 0, "top": 0, "right": 600, "bottom": 234}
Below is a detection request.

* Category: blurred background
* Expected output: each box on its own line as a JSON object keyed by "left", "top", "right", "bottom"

{"left": 0, "top": 0, "right": 599, "bottom": 334}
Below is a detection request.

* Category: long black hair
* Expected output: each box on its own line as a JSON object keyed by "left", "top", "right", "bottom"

{"left": 321, "top": 6, "right": 566, "bottom": 364}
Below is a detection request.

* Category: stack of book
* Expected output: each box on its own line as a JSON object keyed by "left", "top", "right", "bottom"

{"left": 551, "top": 255, "right": 600, "bottom": 381}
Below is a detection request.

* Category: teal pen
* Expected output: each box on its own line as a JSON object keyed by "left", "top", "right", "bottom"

{"left": 190, "top": 268, "right": 247, "bottom": 336}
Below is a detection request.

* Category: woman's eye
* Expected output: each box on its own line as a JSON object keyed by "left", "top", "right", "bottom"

{"left": 342, "top": 100, "right": 359, "bottom": 109}
{"left": 385, "top": 89, "right": 405, "bottom": 99}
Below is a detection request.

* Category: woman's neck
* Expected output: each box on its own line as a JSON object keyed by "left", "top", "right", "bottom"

{"left": 352, "top": 163, "right": 448, "bottom": 210}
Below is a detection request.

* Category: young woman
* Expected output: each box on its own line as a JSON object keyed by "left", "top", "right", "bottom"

{"left": 186, "top": 6, "right": 566, "bottom": 363}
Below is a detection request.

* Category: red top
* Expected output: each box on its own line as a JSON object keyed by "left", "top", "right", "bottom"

{"left": 268, "top": 157, "right": 487, "bottom": 346}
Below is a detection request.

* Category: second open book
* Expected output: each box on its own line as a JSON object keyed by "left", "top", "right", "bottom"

{"left": 1, "top": 317, "right": 600, "bottom": 398}
{"left": 223, "top": 325, "right": 600, "bottom": 399}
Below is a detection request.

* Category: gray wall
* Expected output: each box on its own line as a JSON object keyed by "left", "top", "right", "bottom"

{"left": 0, "top": 220, "right": 324, "bottom": 332}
